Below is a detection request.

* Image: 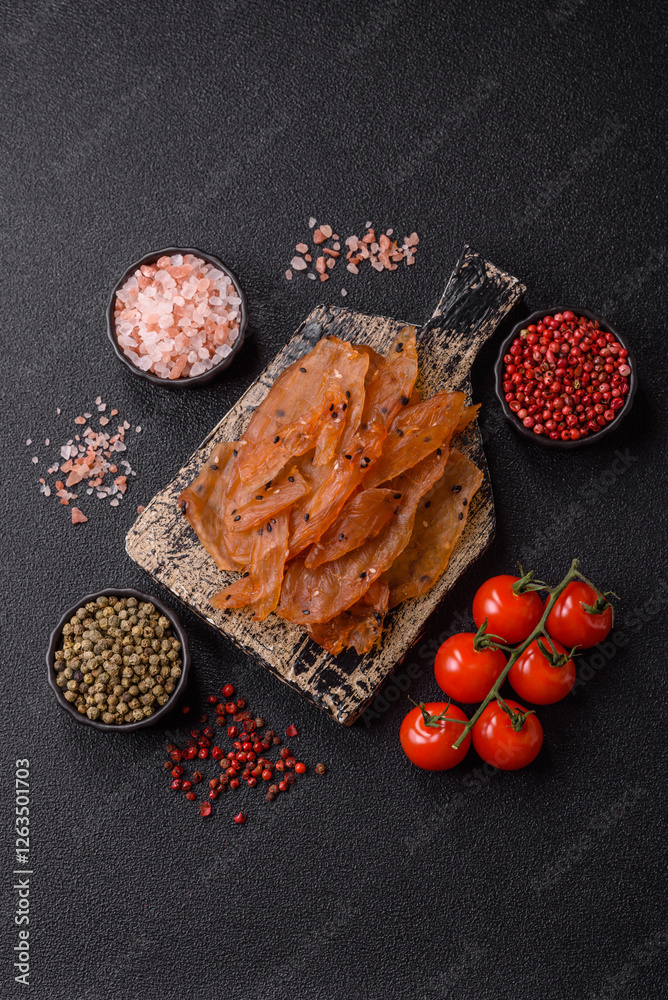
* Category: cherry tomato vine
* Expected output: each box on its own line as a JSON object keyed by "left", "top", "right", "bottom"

{"left": 450, "top": 558, "right": 616, "bottom": 751}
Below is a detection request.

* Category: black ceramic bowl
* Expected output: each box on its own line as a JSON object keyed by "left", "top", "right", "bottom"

{"left": 47, "top": 587, "right": 190, "bottom": 732}
{"left": 106, "top": 246, "right": 247, "bottom": 387}
{"left": 494, "top": 306, "right": 637, "bottom": 449}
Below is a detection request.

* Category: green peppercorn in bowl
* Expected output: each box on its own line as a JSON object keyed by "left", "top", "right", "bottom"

{"left": 47, "top": 588, "right": 191, "bottom": 732}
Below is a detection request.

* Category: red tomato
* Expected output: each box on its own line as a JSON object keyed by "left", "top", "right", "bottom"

{"left": 546, "top": 581, "right": 613, "bottom": 649}
{"left": 508, "top": 638, "right": 575, "bottom": 704}
{"left": 472, "top": 575, "right": 543, "bottom": 644}
{"left": 434, "top": 633, "right": 506, "bottom": 703}
{"left": 472, "top": 699, "right": 543, "bottom": 770}
{"left": 400, "top": 702, "right": 470, "bottom": 771}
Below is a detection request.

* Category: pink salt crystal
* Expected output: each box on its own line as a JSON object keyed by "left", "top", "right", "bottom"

{"left": 74, "top": 416, "right": 86, "bottom": 425}
{"left": 137, "top": 505, "right": 145, "bottom": 514}
{"left": 346, "top": 263, "right": 359, "bottom": 274}
{"left": 319, "top": 224, "right": 332, "bottom": 239}
{"left": 365, "top": 221, "right": 372, "bottom": 229}
{"left": 285, "top": 269, "right": 293, "bottom": 281}
{"left": 341, "top": 289, "right": 348, "bottom": 297}
{"left": 100, "top": 416, "right": 109, "bottom": 426}
{"left": 308, "top": 217, "right": 316, "bottom": 228}
{"left": 71, "top": 507, "right": 88, "bottom": 524}
{"left": 45, "top": 438, "right": 50, "bottom": 446}
{"left": 26, "top": 438, "right": 32, "bottom": 446}
{"left": 290, "top": 256, "right": 308, "bottom": 271}
{"left": 32, "top": 456, "right": 38, "bottom": 464}
{"left": 295, "top": 243, "right": 309, "bottom": 254}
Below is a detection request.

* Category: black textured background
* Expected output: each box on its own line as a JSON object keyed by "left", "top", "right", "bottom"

{"left": 2, "top": 2, "right": 667, "bottom": 998}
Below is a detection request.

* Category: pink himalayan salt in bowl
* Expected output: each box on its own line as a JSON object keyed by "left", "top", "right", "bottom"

{"left": 107, "top": 247, "right": 247, "bottom": 386}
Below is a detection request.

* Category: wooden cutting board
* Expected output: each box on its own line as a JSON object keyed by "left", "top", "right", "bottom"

{"left": 126, "top": 246, "right": 525, "bottom": 724}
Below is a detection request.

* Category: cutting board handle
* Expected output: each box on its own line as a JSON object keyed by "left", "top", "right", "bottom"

{"left": 420, "top": 245, "right": 525, "bottom": 392}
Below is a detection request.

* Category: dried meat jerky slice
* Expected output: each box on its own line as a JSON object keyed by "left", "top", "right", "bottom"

{"left": 305, "top": 580, "right": 389, "bottom": 655}
{"left": 243, "top": 337, "right": 346, "bottom": 444}
{"left": 178, "top": 442, "right": 243, "bottom": 571}
{"left": 453, "top": 403, "right": 481, "bottom": 435}
{"left": 359, "top": 326, "right": 418, "bottom": 444}
{"left": 382, "top": 449, "right": 483, "bottom": 608}
{"left": 305, "top": 488, "right": 399, "bottom": 569}
{"left": 362, "top": 391, "right": 466, "bottom": 489}
{"left": 313, "top": 338, "right": 369, "bottom": 465}
{"left": 277, "top": 448, "right": 448, "bottom": 624}
{"left": 236, "top": 399, "right": 331, "bottom": 492}
{"left": 227, "top": 466, "right": 309, "bottom": 531}
{"left": 212, "top": 509, "right": 290, "bottom": 621}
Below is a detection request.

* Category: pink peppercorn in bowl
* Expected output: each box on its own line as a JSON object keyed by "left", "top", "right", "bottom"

{"left": 47, "top": 587, "right": 191, "bottom": 733}
{"left": 494, "top": 307, "right": 637, "bottom": 449}
{"left": 106, "top": 247, "right": 248, "bottom": 387}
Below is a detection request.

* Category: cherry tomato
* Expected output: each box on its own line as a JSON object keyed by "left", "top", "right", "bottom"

{"left": 472, "top": 575, "right": 543, "bottom": 644}
{"left": 434, "top": 633, "right": 506, "bottom": 703}
{"left": 400, "top": 702, "right": 470, "bottom": 771}
{"left": 508, "top": 638, "right": 575, "bottom": 704}
{"left": 472, "top": 699, "right": 543, "bottom": 770}
{"left": 546, "top": 581, "right": 613, "bottom": 649}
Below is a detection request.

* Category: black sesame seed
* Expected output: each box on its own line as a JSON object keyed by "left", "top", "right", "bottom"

{"left": 271, "top": 518, "right": 276, "bottom": 523}
{"left": 225, "top": 595, "right": 231, "bottom": 601}
{"left": 425, "top": 500, "right": 431, "bottom": 508}
{"left": 396, "top": 342, "right": 404, "bottom": 352}
{"left": 231, "top": 508, "right": 237, "bottom": 515}
{"left": 339, "top": 533, "right": 345, "bottom": 541}
{"left": 345, "top": 454, "right": 352, "bottom": 460}
{"left": 234, "top": 515, "right": 241, "bottom": 522}
{"left": 393, "top": 506, "right": 399, "bottom": 514}
{"left": 332, "top": 412, "right": 338, "bottom": 419}
{"left": 304, "top": 513, "right": 310, "bottom": 521}
{"left": 242, "top": 572, "right": 250, "bottom": 578}
{"left": 233, "top": 449, "right": 238, "bottom": 456}
{"left": 179, "top": 500, "right": 187, "bottom": 513}
{"left": 374, "top": 612, "right": 382, "bottom": 622}
{"left": 462, "top": 498, "right": 468, "bottom": 506}
{"left": 210, "top": 464, "right": 218, "bottom": 470}
{"left": 255, "top": 495, "right": 263, "bottom": 500}
{"left": 267, "top": 523, "right": 272, "bottom": 532}
{"left": 342, "top": 403, "right": 347, "bottom": 411}
{"left": 394, "top": 493, "right": 401, "bottom": 499}
{"left": 436, "top": 448, "right": 442, "bottom": 456}
{"left": 397, "top": 429, "right": 404, "bottom": 437}
{"left": 401, "top": 396, "right": 409, "bottom": 405}
{"left": 266, "top": 482, "right": 272, "bottom": 489}
{"left": 302, "top": 609, "right": 310, "bottom": 615}
{"left": 452, "top": 484, "right": 462, "bottom": 492}
{"left": 345, "top": 390, "right": 351, "bottom": 399}
{"left": 288, "top": 476, "right": 295, "bottom": 482}
{"left": 458, "top": 512, "right": 463, "bottom": 520}
{"left": 300, "top": 367, "right": 307, "bottom": 373}
{"left": 277, "top": 409, "right": 285, "bottom": 417}
{"left": 329, "top": 403, "right": 334, "bottom": 411}
{"left": 344, "top": 609, "right": 352, "bottom": 616}
{"left": 360, "top": 572, "right": 367, "bottom": 578}
{"left": 424, "top": 436, "right": 431, "bottom": 442}
{"left": 381, "top": 406, "right": 388, "bottom": 415}
{"left": 274, "top": 436, "right": 280, "bottom": 443}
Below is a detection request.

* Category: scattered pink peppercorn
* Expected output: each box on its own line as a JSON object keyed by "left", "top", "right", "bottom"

{"left": 233, "top": 812, "right": 247, "bottom": 824}
{"left": 295, "top": 762, "right": 306, "bottom": 774}
{"left": 170, "top": 779, "right": 182, "bottom": 790}
{"left": 185, "top": 791, "right": 196, "bottom": 801}
{"left": 286, "top": 723, "right": 299, "bottom": 737}
{"left": 200, "top": 802, "right": 212, "bottom": 817}
{"left": 222, "top": 684, "right": 235, "bottom": 697}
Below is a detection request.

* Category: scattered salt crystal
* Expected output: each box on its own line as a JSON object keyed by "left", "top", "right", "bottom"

{"left": 307, "top": 273, "right": 316, "bottom": 280}
{"left": 56, "top": 408, "right": 61, "bottom": 415}
{"left": 285, "top": 269, "right": 293, "bottom": 281}
{"left": 45, "top": 438, "right": 50, "bottom": 446}
{"left": 308, "top": 217, "right": 316, "bottom": 228}
{"left": 137, "top": 505, "right": 145, "bottom": 514}
{"left": 86, "top": 488, "right": 93, "bottom": 495}
{"left": 26, "top": 438, "right": 32, "bottom": 446}
{"left": 95, "top": 396, "right": 102, "bottom": 405}
{"left": 97, "top": 403, "right": 106, "bottom": 411}
{"left": 135, "top": 426, "right": 141, "bottom": 433}
{"left": 110, "top": 499, "right": 119, "bottom": 507}
{"left": 99, "top": 416, "right": 109, "bottom": 426}
{"left": 291, "top": 256, "right": 308, "bottom": 271}
{"left": 365, "top": 221, "right": 372, "bottom": 228}
{"left": 44, "top": 486, "right": 51, "bottom": 497}
{"left": 31, "top": 456, "right": 38, "bottom": 464}
{"left": 83, "top": 413, "right": 91, "bottom": 419}
{"left": 341, "top": 289, "right": 348, "bottom": 297}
